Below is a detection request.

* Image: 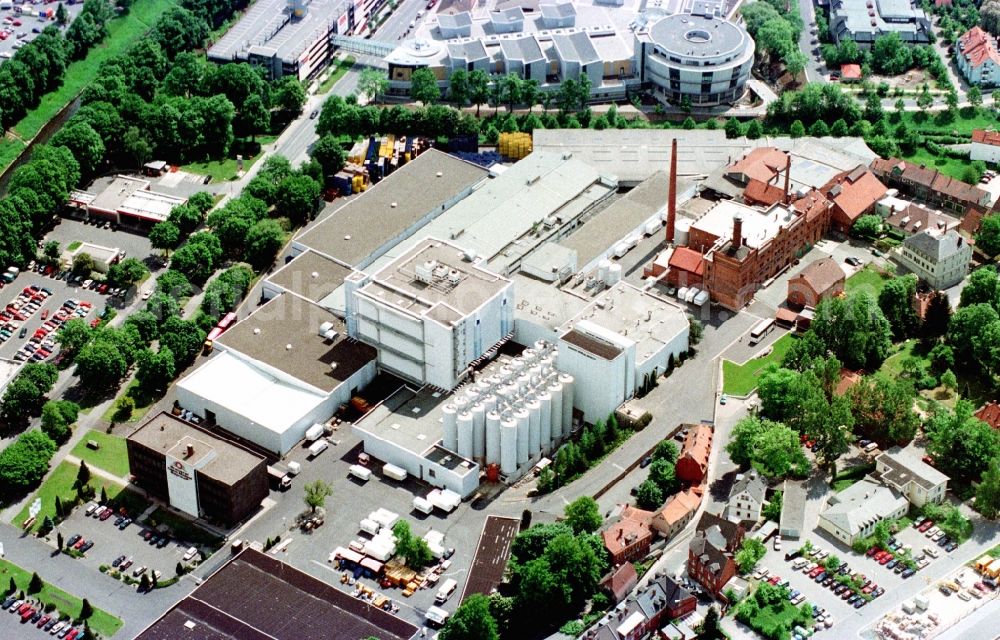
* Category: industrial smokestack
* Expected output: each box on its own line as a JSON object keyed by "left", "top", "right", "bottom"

{"left": 666, "top": 138, "right": 678, "bottom": 244}
{"left": 185, "top": 444, "right": 194, "bottom": 458}
{"left": 732, "top": 214, "right": 743, "bottom": 248}
{"left": 783, "top": 153, "right": 791, "bottom": 205}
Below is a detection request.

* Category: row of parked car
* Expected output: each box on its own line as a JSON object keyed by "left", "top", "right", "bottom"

{"left": 917, "top": 518, "right": 960, "bottom": 552}
{"left": 1, "top": 595, "right": 84, "bottom": 638}
{"left": 0, "top": 284, "right": 49, "bottom": 347}
{"left": 14, "top": 298, "right": 91, "bottom": 363}
{"left": 27, "top": 260, "right": 128, "bottom": 299}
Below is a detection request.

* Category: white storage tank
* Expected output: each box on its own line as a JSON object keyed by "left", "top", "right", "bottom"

{"left": 484, "top": 394, "right": 497, "bottom": 414}
{"left": 527, "top": 398, "right": 541, "bottom": 455}
{"left": 500, "top": 417, "right": 517, "bottom": 475}
{"left": 548, "top": 381, "right": 563, "bottom": 441}
{"left": 528, "top": 365, "right": 542, "bottom": 385}
{"left": 516, "top": 374, "right": 531, "bottom": 394}
{"left": 598, "top": 259, "right": 611, "bottom": 283}
{"left": 537, "top": 391, "right": 552, "bottom": 451}
{"left": 510, "top": 358, "right": 526, "bottom": 372}
{"left": 514, "top": 408, "right": 530, "bottom": 464}
{"left": 472, "top": 403, "right": 486, "bottom": 460}
{"left": 454, "top": 396, "right": 469, "bottom": 413}
{"left": 486, "top": 411, "right": 501, "bottom": 465}
{"left": 522, "top": 348, "right": 537, "bottom": 362}
{"left": 442, "top": 404, "right": 458, "bottom": 451}
{"left": 457, "top": 412, "right": 474, "bottom": 459}
{"left": 608, "top": 263, "right": 622, "bottom": 285}
{"left": 533, "top": 339, "right": 548, "bottom": 352}
{"left": 558, "top": 373, "right": 574, "bottom": 431}
{"left": 675, "top": 219, "right": 691, "bottom": 246}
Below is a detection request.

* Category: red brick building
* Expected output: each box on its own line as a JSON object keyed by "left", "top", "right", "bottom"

{"left": 871, "top": 157, "right": 991, "bottom": 215}
{"left": 687, "top": 513, "right": 745, "bottom": 600}
{"left": 676, "top": 424, "right": 713, "bottom": 484}
{"left": 787, "top": 257, "right": 845, "bottom": 309}
{"left": 821, "top": 166, "right": 887, "bottom": 233}
{"left": 602, "top": 505, "right": 655, "bottom": 565}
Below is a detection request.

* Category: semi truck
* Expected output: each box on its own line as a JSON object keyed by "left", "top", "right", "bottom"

{"left": 267, "top": 465, "right": 291, "bottom": 491}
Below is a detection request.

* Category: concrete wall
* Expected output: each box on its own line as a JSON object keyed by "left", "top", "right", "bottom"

{"left": 352, "top": 429, "right": 479, "bottom": 497}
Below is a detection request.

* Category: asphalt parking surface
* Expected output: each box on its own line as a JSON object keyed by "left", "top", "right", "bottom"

{"left": 0, "top": 275, "right": 106, "bottom": 361}
{"left": 0, "top": 7, "right": 83, "bottom": 60}
{"left": 44, "top": 219, "right": 154, "bottom": 266}
{"left": 0, "top": 600, "right": 83, "bottom": 640}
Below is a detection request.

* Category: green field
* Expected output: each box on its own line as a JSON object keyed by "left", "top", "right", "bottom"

{"left": 70, "top": 430, "right": 130, "bottom": 478}
{"left": 182, "top": 134, "right": 279, "bottom": 181}
{"left": 8, "top": 0, "right": 177, "bottom": 145}
{"left": 902, "top": 146, "right": 971, "bottom": 182}
{"left": 900, "top": 109, "right": 1000, "bottom": 137}
{"left": 831, "top": 463, "right": 876, "bottom": 492}
{"left": 12, "top": 462, "right": 124, "bottom": 534}
{"left": 845, "top": 266, "right": 890, "bottom": 296}
{"left": 99, "top": 379, "right": 158, "bottom": 426}
{"left": 722, "top": 333, "right": 795, "bottom": 396}
{"left": 0, "top": 138, "right": 26, "bottom": 171}
{"left": 0, "top": 559, "right": 122, "bottom": 637}
{"left": 879, "top": 339, "right": 920, "bottom": 379}
{"left": 318, "top": 56, "right": 357, "bottom": 94}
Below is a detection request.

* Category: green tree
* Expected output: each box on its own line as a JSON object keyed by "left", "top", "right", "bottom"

{"left": 56, "top": 2, "right": 68, "bottom": 25}
{"left": 652, "top": 439, "right": 679, "bottom": 464}
{"left": 969, "top": 85, "right": 983, "bottom": 109}
{"left": 75, "top": 460, "right": 91, "bottom": 493}
{"left": 55, "top": 319, "right": 93, "bottom": 360}
{"left": 41, "top": 400, "right": 79, "bottom": 443}
{"left": 303, "top": 479, "right": 332, "bottom": 512}
{"left": 71, "top": 253, "right": 95, "bottom": 277}
{"left": 439, "top": 594, "right": 499, "bottom": 640}
{"left": 922, "top": 291, "right": 952, "bottom": 340}
{"left": 848, "top": 374, "right": 919, "bottom": 444}
{"left": 634, "top": 479, "right": 664, "bottom": 510}
{"left": 75, "top": 338, "right": 128, "bottom": 391}
{"left": 309, "top": 135, "right": 347, "bottom": 183}
{"left": 112, "top": 396, "right": 134, "bottom": 423}
{"left": 0, "top": 431, "right": 57, "bottom": 490}
{"left": 272, "top": 76, "right": 306, "bottom": 114}
{"left": 648, "top": 458, "right": 679, "bottom": 495}
{"left": 135, "top": 347, "right": 176, "bottom": 393}
{"left": 700, "top": 606, "right": 724, "bottom": 640}
{"left": 762, "top": 490, "right": 782, "bottom": 522}
{"left": 468, "top": 70, "right": 490, "bottom": 116}
{"left": 976, "top": 215, "right": 1000, "bottom": 258}
{"left": 245, "top": 219, "right": 285, "bottom": 270}
{"left": 975, "top": 457, "right": 1000, "bottom": 519}
{"left": 789, "top": 120, "right": 806, "bottom": 138}
{"left": 745, "top": 120, "right": 763, "bottom": 139}
{"left": 724, "top": 117, "right": 743, "bottom": 139}
{"left": 149, "top": 221, "right": 181, "bottom": 257}
{"left": 564, "top": 496, "right": 602, "bottom": 534}
{"left": 878, "top": 274, "right": 919, "bottom": 339}
{"left": 106, "top": 257, "right": 148, "bottom": 288}
{"left": 410, "top": 68, "right": 440, "bottom": 105}
{"left": 392, "top": 520, "right": 434, "bottom": 568}
{"left": 274, "top": 175, "right": 320, "bottom": 226}
{"left": 735, "top": 538, "right": 767, "bottom": 574}
{"left": 812, "top": 291, "right": 892, "bottom": 369}
{"left": 960, "top": 268, "right": 1000, "bottom": 311}
{"left": 27, "top": 572, "right": 42, "bottom": 595}
{"left": 52, "top": 121, "right": 105, "bottom": 179}
{"left": 448, "top": 68, "right": 469, "bottom": 105}
{"left": 852, "top": 214, "right": 882, "bottom": 239}
{"left": 925, "top": 400, "right": 1000, "bottom": 485}
{"left": 79, "top": 598, "right": 93, "bottom": 620}
{"left": 358, "top": 68, "right": 389, "bottom": 104}
{"left": 809, "top": 120, "right": 830, "bottom": 136}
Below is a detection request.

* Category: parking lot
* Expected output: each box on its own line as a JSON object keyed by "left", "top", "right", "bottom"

{"left": 44, "top": 218, "right": 154, "bottom": 267}
{"left": 0, "top": 598, "right": 85, "bottom": 640}
{"left": 55, "top": 504, "right": 194, "bottom": 584}
{"left": 0, "top": 6, "right": 82, "bottom": 61}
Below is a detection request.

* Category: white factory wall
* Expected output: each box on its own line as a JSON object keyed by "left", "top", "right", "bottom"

{"left": 423, "top": 319, "right": 457, "bottom": 389}
{"left": 634, "top": 324, "right": 689, "bottom": 394}
{"left": 514, "top": 317, "right": 560, "bottom": 349}
{"left": 352, "top": 429, "right": 479, "bottom": 497}
{"left": 556, "top": 340, "right": 627, "bottom": 424}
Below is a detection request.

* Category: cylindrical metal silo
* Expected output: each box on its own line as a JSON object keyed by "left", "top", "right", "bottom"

{"left": 454, "top": 396, "right": 469, "bottom": 413}
{"left": 517, "top": 374, "right": 531, "bottom": 395}
{"left": 537, "top": 391, "right": 552, "bottom": 452}
{"left": 500, "top": 417, "right": 517, "bottom": 475}
{"left": 528, "top": 365, "right": 543, "bottom": 386}
{"left": 534, "top": 339, "right": 548, "bottom": 353}
{"left": 514, "top": 408, "right": 530, "bottom": 465}
{"left": 559, "top": 373, "right": 575, "bottom": 432}
{"left": 472, "top": 402, "right": 486, "bottom": 460}
{"left": 522, "top": 348, "right": 536, "bottom": 363}
{"left": 484, "top": 394, "right": 497, "bottom": 415}
{"left": 608, "top": 263, "right": 622, "bottom": 285}
{"left": 486, "top": 411, "right": 501, "bottom": 465}
{"left": 511, "top": 358, "right": 525, "bottom": 373}
{"left": 442, "top": 404, "right": 458, "bottom": 451}
{"left": 548, "top": 382, "right": 563, "bottom": 441}
{"left": 527, "top": 398, "right": 541, "bottom": 455}
{"left": 457, "top": 411, "right": 474, "bottom": 459}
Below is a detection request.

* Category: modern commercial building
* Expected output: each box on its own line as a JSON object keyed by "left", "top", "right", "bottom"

{"left": 176, "top": 292, "right": 377, "bottom": 454}
{"left": 828, "top": 0, "right": 932, "bottom": 45}
{"left": 957, "top": 27, "right": 1000, "bottom": 88}
{"left": 385, "top": 1, "right": 754, "bottom": 106}
{"left": 346, "top": 238, "right": 514, "bottom": 391}
{"left": 126, "top": 412, "right": 269, "bottom": 527}
{"left": 207, "top": 0, "right": 353, "bottom": 80}
{"left": 786, "top": 257, "right": 845, "bottom": 309}
{"left": 724, "top": 469, "right": 767, "bottom": 525}
{"left": 971, "top": 129, "right": 1000, "bottom": 164}
{"left": 64, "top": 242, "right": 121, "bottom": 275}
{"left": 875, "top": 447, "right": 949, "bottom": 508}
{"left": 68, "top": 175, "right": 187, "bottom": 229}
{"left": 819, "top": 478, "right": 909, "bottom": 545}
{"left": 894, "top": 229, "right": 972, "bottom": 289}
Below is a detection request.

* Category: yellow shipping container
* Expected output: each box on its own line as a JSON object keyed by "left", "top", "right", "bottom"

{"left": 499, "top": 132, "right": 533, "bottom": 160}
{"left": 976, "top": 556, "right": 995, "bottom": 573}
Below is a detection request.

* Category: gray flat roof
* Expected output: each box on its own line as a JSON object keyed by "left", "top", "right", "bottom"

{"left": 552, "top": 31, "right": 600, "bottom": 65}
{"left": 447, "top": 39, "right": 489, "bottom": 62}
{"left": 439, "top": 11, "right": 472, "bottom": 28}
{"left": 266, "top": 250, "right": 352, "bottom": 303}
{"left": 500, "top": 35, "right": 544, "bottom": 63}
{"left": 560, "top": 171, "right": 671, "bottom": 266}
{"left": 491, "top": 6, "right": 525, "bottom": 25}
{"left": 358, "top": 239, "right": 510, "bottom": 325}
{"left": 88, "top": 175, "right": 148, "bottom": 214}
{"left": 649, "top": 14, "right": 746, "bottom": 58}
{"left": 294, "top": 150, "right": 488, "bottom": 266}
{"left": 217, "top": 293, "right": 375, "bottom": 393}
{"left": 128, "top": 412, "right": 264, "bottom": 486}
{"left": 208, "top": 0, "right": 346, "bottom": 64}
{"left": 541, "top": 2, "right": 577, "bottom": 18}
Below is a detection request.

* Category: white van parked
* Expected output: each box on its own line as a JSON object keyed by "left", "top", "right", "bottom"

{"left": 435, "top": 578, "right": 458, "bottom": 603}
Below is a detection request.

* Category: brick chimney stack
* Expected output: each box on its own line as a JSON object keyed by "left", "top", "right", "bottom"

{"left": 666, "top": 138, "right": 678, "bottom": 244}
{"left": 783, "top": 153, "right": 792, "bottom": 205}
{"left": 732, "top": 214, "right": 744, "bottom": 248}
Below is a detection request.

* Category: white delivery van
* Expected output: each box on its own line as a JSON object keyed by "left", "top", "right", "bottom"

{"left": 383, "top": 463, "right": 408, "bottom": 481}
{"left": 305, "top": 423, "right": 325, "bottom": 442}
{"left": 435, "top": 578, "right": 458, "bottom": 603}
{"left": 349, "top": 464, "right": 372, "bottom": 481}
{"left": 413, "top": 496, "right": 433, "bottom": 514}
{"left": 359, "top": 518, "right": 380, "bottom": 535}
{"left": 286, "top": 461, "right": 301, "bottom": 476}
{"left": 425, "top": 605, "right": 450, "bottom": 627}
{"left": 183, "top": 547, "right": 199, "bottom": 562}
{"left": 308, "top": 440, "right": 328, "bottom": 458}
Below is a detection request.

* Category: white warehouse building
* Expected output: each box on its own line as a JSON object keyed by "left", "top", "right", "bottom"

{"left": 346, "top": 239, "right": 515, "bottom": 391}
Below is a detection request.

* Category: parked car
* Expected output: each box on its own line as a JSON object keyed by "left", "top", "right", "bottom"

{"left": 79, "top": 541, "right": 93, "bottom": 553}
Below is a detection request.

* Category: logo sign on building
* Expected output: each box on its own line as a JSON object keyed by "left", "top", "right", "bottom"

{"left": 165, "top": 457, "right": 199, "bottom": 518}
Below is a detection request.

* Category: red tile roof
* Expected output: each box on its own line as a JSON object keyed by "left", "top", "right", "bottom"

{"left": 834, "top": 368, "right": 862, "bottom": 397}
{"left": 668, "top": 246, "right": 705, "bottom": 276}
{"left": 871, "top": 158, "right": 989, "bottom": 208}
{"left": 728, "top": 148, "right": 789, "bottom": 184}
{"left": 600, "top": 563, "right": 638, "bottom": 602}
{"left": 744, "top": 178, "right": 786, "bottom": 207}
{"left": 792, "top": 257, "right": 845, "bottom": 295}
{"left": 792, "top": 189, "right": 833, "bottom": 222}
{"left": 841, "top": 64, "right": 862, "bottom": 79}
{"left": 972, "top": 129, "right": 1000, "bottom": 147}
{"left": 959, "top": 27, "right": 1000, "bottom": 69}
{"left": 822, "top": 166, "right": 888, "bottom": 223}
{"left": 975, "top": 402, "right": 1000, "bottom": 430}
{"left": 602, "top": 506, "right": 654, "bottom": 558}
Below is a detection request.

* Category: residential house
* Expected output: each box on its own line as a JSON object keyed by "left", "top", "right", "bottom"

{"left": 957, "top": 28, "right": 1000, "bottom": 88}
{"left": 687, "top": 513, "right": 744, "bottom": 599}
{"left": 787, "top": 257, "right": 845, "bottom": 309}
{"left": 875, "top": 447, "right": 949, "bottom": 507}
{"left": 975, "top": 401, "right": 1000, "bottom": 431}
{"left": 972, "top": 129, "right": 1000, "bottom": 164}
{"left": 725, "top": 469, "right": 768, "bottom": 525}
{"left": 602, "top": 505, "right": 655, "bottom": 565}
{"left": 586, "top": 575, "right": 696, "bottom": 640}
{"left": 818, "top": 478, "right": 909, "bottom": 545}
{"left": 871, "top": 157, "right": 991, "bottom": 214}
{"left": 651, "top": 488, "right": 702, "bottom": 539}
{"left": 840, "top": 64, "right": 862, "bottom": 82}
{"left": 884, "top": 203, "right": 960, "bottom": 237}
{"left": 895, "top": 229, "right": 972, "bottom": 289}
{"left": 676, "top": 424, "right": 713, "bottom": 484}
{"left": 821, "top": 166, "right": 888, "bottom": 233}
{"left": 600, "top": 563, "right": 639, "bottom": 604}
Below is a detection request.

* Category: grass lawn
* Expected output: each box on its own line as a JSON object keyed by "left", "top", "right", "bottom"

{"left": 70, "top": 430, "right": 130, "bottom": 478}
{"left": 901, "top": 109, "right": 1000, "bottom": 137}
{"left": 902, "top": 146, "right": 971, "bottom": 182}
{"left": 879, "top": 339, "right": 920, "bottom": 379}
{"left": 99, "top": 379, "right": 158, "bottom": 426}
{"left": 182, "top": 134, "right": 278, "bottom": 182}
{"left": 317, "top": 56, "right": 357, "bottom": 94}
{"left": 831, "top": 463, "right": 876, "bottom": 492}
{"left": 0, "top": 138, "right": 25, "bottom": 170}
{"left": 845, "top": 265, "right": 890, "bottom": 296}
{"left": 10, "top": 0, "right": 177, "bottom": 144}
{"left": 11, "top": 462, "right": 125, "bottom": 534}
{"left": 0, "top": 559, "right": 122, "bottom": 637}
{"left": 722, "top": 333, "right": 795, "bottom": 396}
{"left": 66, "top": 241, "right": 82, "bottom": 252}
